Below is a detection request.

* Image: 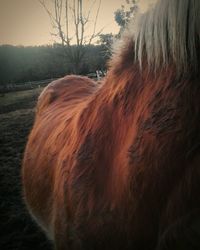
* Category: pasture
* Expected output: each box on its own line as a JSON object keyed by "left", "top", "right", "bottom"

{"left": 0, "top": 88, "right": 52, "bottom": 249}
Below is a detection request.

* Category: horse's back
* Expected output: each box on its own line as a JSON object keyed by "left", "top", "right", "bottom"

{"left": 22, "top": 75, "right": 98, "bottom": 238}
{"left": 37, "top": 75, "right": 97, "bottom": 115}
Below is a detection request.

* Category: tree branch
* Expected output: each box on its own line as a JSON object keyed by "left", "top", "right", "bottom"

{"left": 88, "top": 0, "right": 102, "bottom": 44}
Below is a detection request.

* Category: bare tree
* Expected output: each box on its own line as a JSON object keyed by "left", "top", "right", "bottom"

{"left": 39, "top": 0, "right": 103, "bottom": 45}
{"left": 38, "top": 0, "right": 103, "bottom": 73}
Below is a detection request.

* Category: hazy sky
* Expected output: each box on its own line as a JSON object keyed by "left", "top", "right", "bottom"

{"left": 0, "top": 0, "right": 156, "bottom": 46}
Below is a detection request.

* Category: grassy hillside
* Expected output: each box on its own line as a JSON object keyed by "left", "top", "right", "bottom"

{"left": 0, "top": 88, "right": 52, "bottom": 249}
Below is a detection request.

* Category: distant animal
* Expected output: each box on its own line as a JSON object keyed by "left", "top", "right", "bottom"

{"left": 22, "top": 0, "right": 200, "bottom": 249}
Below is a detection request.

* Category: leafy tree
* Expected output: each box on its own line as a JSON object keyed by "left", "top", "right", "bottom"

{"left": 114, "top": 0, "right": 139, "bottom": 36}
{"left": 98, "top": 33, "right": 114, "bottom": 59}
{"left": 97, "top": 0, "right": 139, "bottom": 61}
{"left": 0, "top": 45, "right": 107, "bottom": 86}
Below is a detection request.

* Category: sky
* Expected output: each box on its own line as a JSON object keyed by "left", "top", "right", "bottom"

{"left": 0, "top": 0, "right": 156, "bottom": 46}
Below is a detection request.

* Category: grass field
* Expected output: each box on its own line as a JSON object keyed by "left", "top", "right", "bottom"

{"left": 0, "top": 88, "right": 52, "bottom": 250}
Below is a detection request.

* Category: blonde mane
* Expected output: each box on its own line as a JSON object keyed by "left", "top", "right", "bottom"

{"left": 124, "top": 0, "right": 200, "bottom": 73}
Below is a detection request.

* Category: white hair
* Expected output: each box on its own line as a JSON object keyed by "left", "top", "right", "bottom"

{"left": 126, "top": 0, "right": 200, "bottom": 73}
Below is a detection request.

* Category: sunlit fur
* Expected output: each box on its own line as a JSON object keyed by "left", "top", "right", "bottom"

{"left": 22, "top": 0, "right": 200, "bottom": 249}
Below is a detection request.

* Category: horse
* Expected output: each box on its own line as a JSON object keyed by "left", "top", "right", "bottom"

{"left": 22, "top": 0, "right": 200, "bottom": 249}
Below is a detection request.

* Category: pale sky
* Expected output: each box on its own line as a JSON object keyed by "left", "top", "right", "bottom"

{"left": 0, "top": 0, "right": 156, "bottom": 46}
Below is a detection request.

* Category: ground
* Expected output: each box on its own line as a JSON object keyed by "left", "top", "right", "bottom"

{"left": 0, "top": 88, "right": 52, "bottom": 250}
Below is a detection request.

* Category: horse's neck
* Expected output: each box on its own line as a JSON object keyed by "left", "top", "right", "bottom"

{"left": 102, "top": 53, "right": 200, "bottom": 202}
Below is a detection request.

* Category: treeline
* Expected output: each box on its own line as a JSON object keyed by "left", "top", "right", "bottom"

{"left": 0, "top": 44, "right": 108, "bottom": 86}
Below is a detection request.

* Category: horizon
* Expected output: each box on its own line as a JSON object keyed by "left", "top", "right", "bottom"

{"left": 0, "top": 0, "right": 156, "bottom": 47}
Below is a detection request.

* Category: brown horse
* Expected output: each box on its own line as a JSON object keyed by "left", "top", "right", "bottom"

{"left": 22, "top": 0, "right": 200, "bottom": 249}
